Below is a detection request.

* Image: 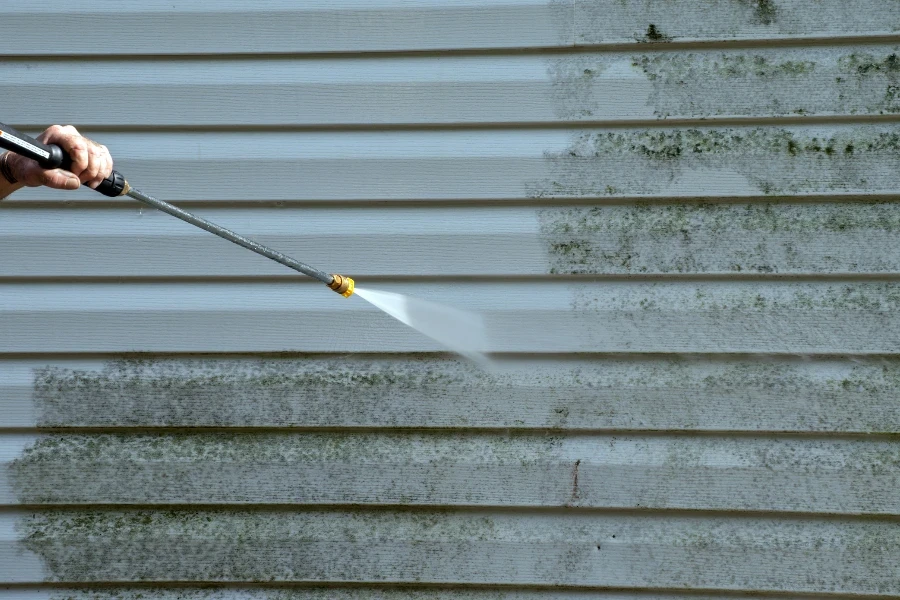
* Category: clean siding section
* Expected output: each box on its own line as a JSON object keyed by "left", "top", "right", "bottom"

{"left": 0, "top": 1, "right": 573, "bottom": 55}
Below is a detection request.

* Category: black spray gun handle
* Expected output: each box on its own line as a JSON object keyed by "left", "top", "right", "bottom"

{"left": 0, "top": 122, "right": 127, "bottom": 197}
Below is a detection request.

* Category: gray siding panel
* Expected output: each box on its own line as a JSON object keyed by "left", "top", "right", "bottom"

{"left": 3, "top": 281, "right": 900, "bottom": 354}
{"left": 574, "top": 0, "right": 900, "bottom": 46}
{"left": 5, "top": 357, "right": 898, "bottom": 433}
{"left": 5, "top": 433, "right": 900, "bottom": 514}
{"left": 7, "top": 45, "right": 900, "bottom": 126}
{"left": 0, "top": 1, "right": 573, "bottom": 55}
{"left": 4, "top": 511, "right": 900, "bottom": 592}
{"left": 3, "top": 1, "right": 900, "bottom": 56}
{"left": 7, "top": 125, "right": 900, "bottom": 203}
{"left": 1, "top": 0, "right": 899, "bottom": 596}
{"left": 7, "top": 202, "right": 900, "bottom": 277}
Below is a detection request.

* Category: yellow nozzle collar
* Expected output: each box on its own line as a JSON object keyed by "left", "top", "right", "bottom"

{"left": 328, "top": 274, "right": 355, "bottom": 298}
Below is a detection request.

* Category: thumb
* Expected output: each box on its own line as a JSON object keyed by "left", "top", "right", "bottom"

{"left": 40, "top": 169, "right": 80, "bottom": 190}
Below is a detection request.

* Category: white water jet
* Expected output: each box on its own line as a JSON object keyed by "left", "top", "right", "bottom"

{"left": 354, "top": 287, "right": 490, "bottom": 365}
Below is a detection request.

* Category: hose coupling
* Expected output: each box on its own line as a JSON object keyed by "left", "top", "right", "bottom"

{"left": 328, "top": 274, "right": 355, "bottom": 298}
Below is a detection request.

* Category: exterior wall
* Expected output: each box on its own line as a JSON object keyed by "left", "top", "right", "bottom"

{"left": 1, "top": 1, "right": 900, "bottom": 597}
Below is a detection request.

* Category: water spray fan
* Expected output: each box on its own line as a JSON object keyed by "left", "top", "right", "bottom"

{"left": 0, "top": 122, "right": 488, "bottom": 362}
{"left": 0, "top": 122, "right": 356, "bottom": 296}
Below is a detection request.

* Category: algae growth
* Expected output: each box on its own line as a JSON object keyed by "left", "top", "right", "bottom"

{"left": 526, "top": 127, "right": 900, "bottom": 199}
{"left": 538, "top": 201, "right": 900, "bottom": 275}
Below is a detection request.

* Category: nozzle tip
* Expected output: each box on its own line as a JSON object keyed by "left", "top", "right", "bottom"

{"left": 328, "top": 274, "right": 355, "bottom": 298}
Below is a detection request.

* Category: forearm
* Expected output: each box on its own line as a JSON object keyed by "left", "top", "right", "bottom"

{"left": 0, "top": 153, "right": 24, "bottom": 200}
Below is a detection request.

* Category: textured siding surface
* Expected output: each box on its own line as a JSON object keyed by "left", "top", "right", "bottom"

{"left": 2, "top": 2, "right": 900, "bottom": 599}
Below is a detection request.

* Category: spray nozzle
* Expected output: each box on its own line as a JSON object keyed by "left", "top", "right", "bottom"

{"left": 328, "top": 274, "right": 355, "bottom": 298}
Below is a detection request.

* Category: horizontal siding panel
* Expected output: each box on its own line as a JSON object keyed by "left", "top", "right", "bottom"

{"left": 574, "top": 0, "right": 900, "bottom": 45}
{"left": 0, "top": 593, "right": 835, "bottom": 600}
{"left": 4, "top": 1, "right": 900, "bottom": 56}
{"left": 8, "top": 45, "right": 900, "bottom": 126}
{"left": 6, "top": 201, "right": 900, "bottom": 276}
{"left": 0, "top": 207, "right": 547, "bottom": 277}
{"left": 3, "top": 510, "right": 899, "bottom": 592}
{"left": 3, "top": 356, "right": 898, "bottom": 433}
{"left": 0, "top": 1, "right": 572, "bottom": 55}
{"left": 3, "top": 433, "right": 898, "bottom": 513}
{"left": 2, "top": 281, "right": 900, "bottom": 354}
{"left": 0, "top": 593, "right": 827, "bottom": 600}
{"left": 7, "top": 125, "right": 900, "bottom": 203}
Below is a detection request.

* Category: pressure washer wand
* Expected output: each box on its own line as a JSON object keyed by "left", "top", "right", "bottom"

{"left": 0, "top": 123, "right": 355, "bottom": 297}
{"left": 121, "top": 185, "right": 355, "bottom": 294}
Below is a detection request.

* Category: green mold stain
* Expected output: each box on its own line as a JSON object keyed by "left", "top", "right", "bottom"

{"left": 640, "top": 23, "right": 673, "bottom": 43}
{"left": 526, "top": 127, "right": 900, "bottom": 199}
{"left": 625, "top": 48, "right": 900, "bottom": 118}
{"left": 579, "top": 283, "right": 900, "bottom": 312}
{"left": 16, "top": 509, "right": 501, "bottom": 583}
{"left": 7, "top": 431, "right": 566, "bottom": 505}
{"left": 750, "top": 0, "right": 777, "bottom": 25}
{"left": 42, "top": 591, "right": 533, "bottom": 600}
{"left": 840, "top": 52, "right": 900, "bottom": 76}
{"left": 538, "top": 201, "right": 900, "bottom": 275}
{"left": 30, "top": 356, "right": 490, "bottom": 428}
{"left": 636, "top": 54, "right": 815, "bottom": 84}
{"left": 25, "top": 355, "right": 900, "bottom": 434}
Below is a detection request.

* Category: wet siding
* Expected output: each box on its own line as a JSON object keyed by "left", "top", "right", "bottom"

{"left": 1, "top": 2, "right": 900, "bottom": 599}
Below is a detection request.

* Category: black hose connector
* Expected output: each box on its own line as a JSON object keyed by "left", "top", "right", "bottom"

{"left": 93, "top": 169, "right": 128, "bottom": 197}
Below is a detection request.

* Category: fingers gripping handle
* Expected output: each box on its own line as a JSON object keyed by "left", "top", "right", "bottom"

{"left": 0, "top": 122, "right": 126, "bottom": 197}
{"left": 56, "top": 153, "right": 128, "bottom": 198}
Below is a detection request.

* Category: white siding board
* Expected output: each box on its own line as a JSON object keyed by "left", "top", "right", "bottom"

{"left": 8, "top": 130, "right": 554, "bottom": 203}
{"left": 0, "top": 515, "right": 43, "bottom": 583}
{"left": 0, "top": 362, "right": 35, "bottom": 428}
{"left": 0, "top": 1, "right": 572, "bottom": 55}
{"left": 7, "top": 46, "right": 900, "bottom": 127}
{"left": 0, "top": 207, "right": 550, "bottom": 277}
{"left": 4, "top": 1, "right": 900, "bottom": 56}
{"left": 0, "top": 436, "right": 36, "bottom": 505}
{"left": 5, "top": 433, "right": 899, "bottom": 514}
{"left": 6, "top": 125, "right": 900, "bottom": 203}
{"left": 2, "top": 281, "right": 900, "bottom": 354}
{"left": 7, "top": 201, "right": 900, "bottom": 277}
{"left": 4, "top": 58, "right": 569, "bottom": 127}
{"left": 2, "top": 510, "right": 898, "bottom": 592}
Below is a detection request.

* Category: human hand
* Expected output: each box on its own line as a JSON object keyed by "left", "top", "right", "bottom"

{"left": 3, "top": 125, "right": 113, "bottom": 190}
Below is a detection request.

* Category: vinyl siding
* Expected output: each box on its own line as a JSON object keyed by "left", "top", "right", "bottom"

{"left": 1, "top": 1, "right": 899, "bottom": 599}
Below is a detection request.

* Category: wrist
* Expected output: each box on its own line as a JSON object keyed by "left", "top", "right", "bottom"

{"left": 0, "top": 153, "right": 25, "bottom": 200}
{"left": 0, "top": 152, "right": 18, "bottom": 184}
